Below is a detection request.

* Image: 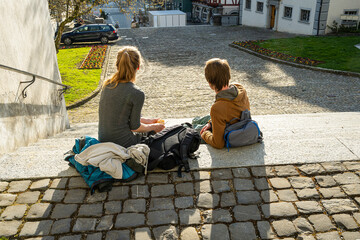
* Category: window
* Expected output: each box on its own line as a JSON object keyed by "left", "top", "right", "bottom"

{"left": 101, "top": 25, "right": 111, "bottom": 31}
{"left": 245, "top": 0, "right": 251, "bottom": 10}
{"left": 300, "top": 9, "right": 310, "bottom": 22}
{"left": 89, "top": 26, "right": 100, "bottom": 31}
{"left": 344, "top": 10, "right": 358, "bottom": 15}
{"left": 342, "top": 19, "right": 357, "bottom": 25}
{"left": 341, "top": 9, "right": 358, "bottom": 26}
{"left": 256, "top": 2, "right": 263, "bottom": 13}
{"left": 78, "top": 26, "right": 89, "bottom": 32}
{"left": 283, "top": 6, "right": 292, "bottom": 19}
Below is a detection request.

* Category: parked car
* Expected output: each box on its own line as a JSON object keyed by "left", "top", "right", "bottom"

{"left": 61, "top": 24, "right": 118, "bottom": 45}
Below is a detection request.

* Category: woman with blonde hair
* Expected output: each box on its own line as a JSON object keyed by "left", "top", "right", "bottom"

{"left": 98, "top": 46, "right": 165, "bottom": 148}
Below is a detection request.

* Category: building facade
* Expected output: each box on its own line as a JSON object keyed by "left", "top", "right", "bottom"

{"left": 238, "top": 0, "right": 359, "bottom": 35}
{"left": 190, "top": 0, "right": 359, "bottom": 34}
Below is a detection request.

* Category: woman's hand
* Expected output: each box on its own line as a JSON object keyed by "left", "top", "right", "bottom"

{"left": 200, "top": 123, "right": 211, "bottom": 135}
{"left": 141, "top": 117, "right": 159, "bottom": 124}
{"left": 133, "top": 122, "right": 164, "bottom": 133}
{"left": 152, "top": 123, "right": 165, "bottom": 133}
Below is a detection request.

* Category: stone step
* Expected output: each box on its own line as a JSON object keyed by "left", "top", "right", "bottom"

{"left": 0, "top": 112, "right": 359, "bottom": 180}
{"left": 51, "top": 123, "right": 98, "bottom": 139}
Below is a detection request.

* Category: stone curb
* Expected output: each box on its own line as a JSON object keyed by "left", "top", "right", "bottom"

{"left": 66, "top": 45, "right": 112, "bottom": 110}
{"left": 2, "top": 159, "right": 360, "bottom": 181}
{"left": 229, "top": 43, "right": 360, "bottom": 78}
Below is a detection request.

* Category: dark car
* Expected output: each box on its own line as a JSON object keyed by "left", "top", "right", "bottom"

{"left": 61, "top": 24, "right": 118, "bottom": 45}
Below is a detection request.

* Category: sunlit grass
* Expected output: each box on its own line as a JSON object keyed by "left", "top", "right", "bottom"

{"left": 254, "top": 36, "right": 360, "bottom": 73}
{"left": 57, "top": 47, "right": 102, "bottom": 105}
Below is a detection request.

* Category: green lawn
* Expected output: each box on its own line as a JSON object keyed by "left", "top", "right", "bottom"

{"left": 254, "top": 36, "right": 360, "bottom": 73}
{"left": 57, "top": 47, "right": 102, "bottom": 105}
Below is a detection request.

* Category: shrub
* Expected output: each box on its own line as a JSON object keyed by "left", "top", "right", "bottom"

{"left": 327, "top": 20, "right": 360, "bottom": 33}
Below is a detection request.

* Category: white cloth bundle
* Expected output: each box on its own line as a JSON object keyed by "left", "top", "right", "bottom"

{"left": 74, "top": 142, "right": 150, "bottom": 179}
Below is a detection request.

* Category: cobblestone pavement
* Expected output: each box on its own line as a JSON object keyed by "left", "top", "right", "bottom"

{"left": 67, "top": 25, "right": 360, "bottom": 124}
{"left": 1, "top": 161, "right": 360, "bottom": 239}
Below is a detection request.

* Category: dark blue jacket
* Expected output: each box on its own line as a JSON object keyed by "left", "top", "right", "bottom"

{"left": 65, "top": 136, "right": 136, "bottom": 193}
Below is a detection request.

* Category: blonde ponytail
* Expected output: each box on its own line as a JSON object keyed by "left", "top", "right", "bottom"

{"left": 103, "top": 46, "right": 141, "bottom": 87}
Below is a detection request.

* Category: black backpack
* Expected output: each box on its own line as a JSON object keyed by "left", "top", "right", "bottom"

{"left": 142, "top": 123, "right": 201, "bottom": 177}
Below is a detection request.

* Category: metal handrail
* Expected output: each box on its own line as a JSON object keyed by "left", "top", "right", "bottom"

{"left": 0, "top": 63, "right": 71, "bottom": 99}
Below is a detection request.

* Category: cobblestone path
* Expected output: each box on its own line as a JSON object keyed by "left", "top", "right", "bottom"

{"left": 1, "top": 161, "right": 360, "bottom": 239}
{"left": 67, "top": 26, "right": 360, "bottom": 124}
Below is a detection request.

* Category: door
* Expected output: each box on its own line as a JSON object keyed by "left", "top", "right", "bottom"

{"left": 87, "top": 26, "right": 101, "bottom": 41}
{"left": 270, "top": 5, "right": 276, "bottom": 29}
{"left": 73, "top": 26, "right": 90, "bottom": 42}
{"left": 159, "top": 15, "right": 166, "bottom": 27}
{"left": 166, "top": 15, "right": 173, "bottom": 27}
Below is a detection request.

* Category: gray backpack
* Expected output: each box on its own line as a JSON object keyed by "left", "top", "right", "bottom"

{"left": 224, "top": 110, "right": 263, "bottom": 150}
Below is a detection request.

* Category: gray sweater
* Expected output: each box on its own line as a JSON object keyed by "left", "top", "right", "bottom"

{"left": 98, "top": 82, "right": 145, "bottom": 148}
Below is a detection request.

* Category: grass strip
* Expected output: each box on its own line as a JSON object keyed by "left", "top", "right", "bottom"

{"left": 252, "top": 36, "right": 360, "bottom": 73}
{"left": 57, "top": 47, "right": 102, "bottom": 105}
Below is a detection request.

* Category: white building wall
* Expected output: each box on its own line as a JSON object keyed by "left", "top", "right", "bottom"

{"left": 0, "top": 0, "right": 69, "bottom": 154}
{"left": 326, "top": 0, "right": 360, "bottom": 34}
{"left": 277, "top": 0, "right": 317, "bottom": 35}
{"left": 241, "top": 0, "right": 268, "bottom": 28}
{"left": 148, "top": 11, "right": 186, "bottom": 27}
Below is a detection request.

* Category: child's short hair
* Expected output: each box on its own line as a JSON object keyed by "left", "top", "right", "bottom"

{"left": 204, "top": 58, "right": 231, "bottom": 92}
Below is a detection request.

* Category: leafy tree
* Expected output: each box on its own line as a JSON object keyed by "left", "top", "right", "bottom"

{"left": 49, "top": 0, "right": 108, "bottom": 52}
{"left": 112, "top": 0, "right": 165, "bottom": 14}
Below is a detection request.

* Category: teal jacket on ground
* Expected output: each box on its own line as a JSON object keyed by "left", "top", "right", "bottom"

{"left": 65, "top": 136, "right": 136, "bottom": 193}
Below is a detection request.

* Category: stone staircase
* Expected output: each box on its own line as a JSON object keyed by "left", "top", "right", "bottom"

{"left": 1, "top": 113, "right": 359, "bottom": 181}
{"left": 0, "top": 123, "right": 98, "bottom": 180}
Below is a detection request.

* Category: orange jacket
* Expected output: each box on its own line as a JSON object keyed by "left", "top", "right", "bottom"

{"left": 201, "top": 83, "right": 250, "bottom": 149}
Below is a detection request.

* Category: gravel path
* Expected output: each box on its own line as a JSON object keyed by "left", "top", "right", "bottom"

{"left": 67, "top": 25, "right": 360, "bottom": 123}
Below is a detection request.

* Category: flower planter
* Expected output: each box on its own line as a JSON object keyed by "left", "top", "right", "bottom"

{"left": 79, "top": 45, "right": 108, "bottom": 69}
{"left": 232, "top": 40, "right": 323, "bottom": 66}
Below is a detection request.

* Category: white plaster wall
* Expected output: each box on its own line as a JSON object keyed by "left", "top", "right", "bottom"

{"left": 277, "top": 0, "right": 317, "bottom": 35}
{"left": 0, "top": 0, "right": 69, "bottom": 154}
{"left": 326, "top": 0, "right": 360, "bottom": 34}
{"left": 241, "top": 0, "right": 268, "bottom": 28}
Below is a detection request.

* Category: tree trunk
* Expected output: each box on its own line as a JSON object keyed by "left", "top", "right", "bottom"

{"left": 53, "top": 0, "right": 105, "bottom": 52}
{"left": 54, "top": 3, "right": 81, "bottom": 53}
{"left": 54, "top": 18, "right": 73, "bottom": 53}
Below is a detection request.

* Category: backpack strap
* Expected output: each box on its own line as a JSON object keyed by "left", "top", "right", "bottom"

{"left": 182, "top": 122, "right": 193, "bottom": 128}
{"left": 78, "top": 136, "right": 87, "bottom": 152}
{"left": 226, "top": 110, "right": 251, "bottom": 127}
{"left": 178, "top": 128, "right": 200, "bottom": 177}
{"left": 146, "top": 147, "right": 165, "bottom": 171}
{"left": 143, "top": 124, "right": 183, "bottom": 145}
{"left": 252, "top": 120, "right": 264, "bottom": 142}
{"left": 240, "top": 109, "right": 251, "bottom": 121}
{"left": 227, "top": 117, "right": 240, "bottom": 126}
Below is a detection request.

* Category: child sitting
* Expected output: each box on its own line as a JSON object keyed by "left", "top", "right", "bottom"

{"left": 200, "top": 58, "right": 250, "bottom": 149}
